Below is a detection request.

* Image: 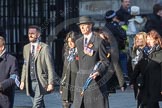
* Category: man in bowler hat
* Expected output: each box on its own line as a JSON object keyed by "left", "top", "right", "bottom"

{"left": 73, "top": 16, "right": 111, "bottom": 108}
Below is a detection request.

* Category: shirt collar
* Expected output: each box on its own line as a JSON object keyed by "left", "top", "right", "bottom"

{"left": 31, "top": 42, "right": 38, "bottom": 47}
{"left": 84, "top": 32, "right": 92, "bottom": 43}
{"left": 84, "top": 32, "right": 92, "bottom": 38}
{"left": 30, "top": 40, "right": 39, "bottom": 54}
{"left": 0, "top": 49, "right": 6, "bottom": 57}
{"left": 30, "top": 39, "right": 39, "bottom": 46}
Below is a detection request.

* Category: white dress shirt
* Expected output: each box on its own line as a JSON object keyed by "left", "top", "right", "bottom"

{"left": 30, "top": 40, "right": 39, "bottom": 55}
{"left": 84, "top": 32, "right": 92, "bottom": 46}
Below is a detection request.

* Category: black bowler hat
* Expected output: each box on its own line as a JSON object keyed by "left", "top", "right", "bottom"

{"left": 77, "top": 16, "right": 94, "bottom": 25}
{"left": 105, "top": 10, "right": 116, "bottom": 19}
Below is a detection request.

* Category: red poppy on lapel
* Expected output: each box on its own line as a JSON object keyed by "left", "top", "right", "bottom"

{"left": 75, "top": 56, "right": 79, "bottom": 60}
{"left": 84, "top": 46, "right": 94, "bottom": 56}
{"left": 37, "top": 45, "right": 42, "bottom": 52}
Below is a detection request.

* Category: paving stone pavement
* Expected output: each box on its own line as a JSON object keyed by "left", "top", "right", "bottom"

{"left": 13, "top": 86, "right": 162, "bottom": 108}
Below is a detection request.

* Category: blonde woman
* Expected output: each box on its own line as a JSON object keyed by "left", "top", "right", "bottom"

{"left": 129, "top": 32, "right": 149, "bottom": 108}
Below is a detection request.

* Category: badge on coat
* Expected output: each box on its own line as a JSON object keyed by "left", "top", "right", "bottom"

{"left": 88, "top": 43, "right": 93, "bottom": 48}
{"left": 84, "top": 46, "right": 94, "bottom": 56}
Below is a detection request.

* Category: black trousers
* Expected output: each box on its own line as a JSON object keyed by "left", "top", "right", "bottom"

{"left": 146, "top": 101, "right": 159, "bottom": 108}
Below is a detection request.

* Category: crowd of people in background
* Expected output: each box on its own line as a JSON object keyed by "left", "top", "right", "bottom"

{"left": 1, "top": 0, "right": 162, "bottom": 108}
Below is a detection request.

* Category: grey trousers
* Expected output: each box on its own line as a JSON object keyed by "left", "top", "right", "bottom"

{"left": 30, "top": 81, "right": 45, "bottom": 108}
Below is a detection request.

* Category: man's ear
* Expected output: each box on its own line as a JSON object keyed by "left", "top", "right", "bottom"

{"left": 37, "top": 32, "right": 41, "bottom": 40}
{"left": 37, "top": 32, "right": 41, "bottom": 37}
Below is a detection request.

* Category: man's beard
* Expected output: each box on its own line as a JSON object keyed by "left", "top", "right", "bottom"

{"left": 29, "top": 38, "right": 37, "bottom": 43}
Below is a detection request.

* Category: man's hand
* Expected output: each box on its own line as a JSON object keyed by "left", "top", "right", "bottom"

{"left": 20, "top": 82, "right": 24, "bottom": 90}
{"left": 47, "top": 84, "right": 54, "bottom": 92}
{"left": 89, "top": 72, "right": 100, "bottom": 79}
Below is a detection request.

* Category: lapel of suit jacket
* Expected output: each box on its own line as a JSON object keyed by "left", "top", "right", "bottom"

{"left": 77, "top": 36, "right": 85, "bottom": 58}
{"left": 26, "top": 44, "right": 30, "bottom": 64}
{"left": 34, "top": 42, "right": 43, "bottom": 61}
{"left": 78, "top": 37, "right": 85, "bottom": 59}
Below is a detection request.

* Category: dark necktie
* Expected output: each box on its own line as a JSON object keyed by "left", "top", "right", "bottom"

{"left": 84, "top": 38, "right": 88, "bottom": 46}
{"left": 31, "top": 45, "right": 35, "bottom": 57}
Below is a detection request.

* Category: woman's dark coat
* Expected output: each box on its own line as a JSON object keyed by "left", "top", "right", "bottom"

{"left": 130, "top": 47, "right": 162, "bottom": 105}
{"left": 143, "top": 49, "right": 162, "bottom": 103}
{"left": 60, "top": 48, "right": 79, "bottom": 102}
{"left": 130, "top": 52, "right": 148, "bottom": 103}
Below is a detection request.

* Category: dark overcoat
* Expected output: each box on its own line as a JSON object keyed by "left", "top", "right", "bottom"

{"left": 104, "top": 28, "right": 125, "bottom": 88}
{"left": 0, "top": 52, "right": 19, "bottom": 108}
{"left": 145, "top": 14, "right": 162, "bottom": 36}
{"left": 143, "top": 49, "right": 162, "bottom": 103}
{"left": 129, "top": 48, "right": 148, "bottom": 99}
{"left": 60, "top": 48, "right": 79, "bottom": 102}
{"left": 130, "top": 51, "right": 148, "bottom": 102}
{"left": 73, "top": 33, "right": 110, "bottom": 108}
{"left": 116, "top": 6, "right": 131, "bottom": 25}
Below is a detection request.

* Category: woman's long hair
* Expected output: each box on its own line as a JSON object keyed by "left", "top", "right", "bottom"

{"left": 147, "top": 30, "right": 162, "bottom": 48}
{"left": 63, "top": 31, "right": 79, "bottom": 54}
{"left": 133, "top": 32, "right": 147, "bottom": 52}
